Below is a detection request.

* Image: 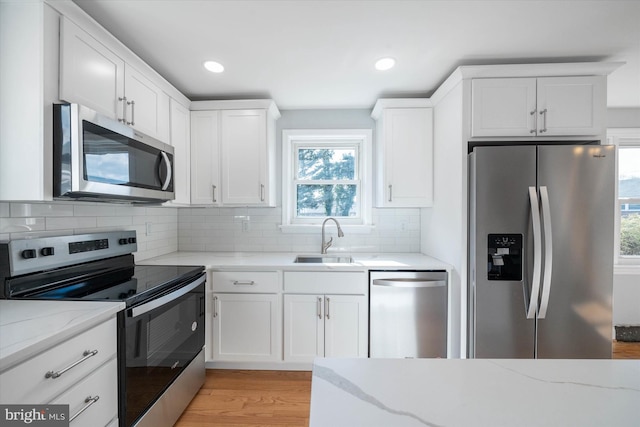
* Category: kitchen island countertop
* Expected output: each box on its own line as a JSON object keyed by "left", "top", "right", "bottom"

{"left": 310, "top": 357, "right": 640, "bottom": 427}
{"left": 0, "top": 300, "right": 124, "bottom": 372}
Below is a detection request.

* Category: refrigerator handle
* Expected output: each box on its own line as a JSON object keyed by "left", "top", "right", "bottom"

{"left": 527, "top": 186, "right": 542, "bottom": 319}
{"left": 538, "top": 186, "right": 553, "bottom": 319}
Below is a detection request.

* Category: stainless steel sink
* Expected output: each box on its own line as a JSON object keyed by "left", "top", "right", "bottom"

{"left": 294, "top": 255, "right": 354, "bottom": 264}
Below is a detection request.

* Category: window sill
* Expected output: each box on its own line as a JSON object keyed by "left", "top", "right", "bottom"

{"left": 614, "top": 264, "right": 640, "bottom": 275}
{"left": 279, "top": 224, "right": 375, "bottom": 234}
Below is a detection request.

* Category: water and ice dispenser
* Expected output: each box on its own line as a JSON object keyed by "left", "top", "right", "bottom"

{"left": 487, "top": 234, "right": 522, "bottom": 281}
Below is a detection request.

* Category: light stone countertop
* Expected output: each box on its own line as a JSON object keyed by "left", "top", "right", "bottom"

{"left": 0, "top": 300, "right": 125, "bottom": 372}
{"left": 309, "top": 357, "right": 640, "bottom": 427}
{"left": 141, "top": 251, "right": 451, "bottom": 271}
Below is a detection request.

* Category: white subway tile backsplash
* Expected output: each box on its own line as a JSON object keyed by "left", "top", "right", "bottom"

{"left": 46, "top": 216, "right": 97, "bottom": 230}
{"left": 0, "top": 217, "right": 46, "bottom": 233}
{"left": 0, "top": 203, "right": 9, "bottom": 218}
{"left": 11, "top": 203, "right": 74, "bottom": 217}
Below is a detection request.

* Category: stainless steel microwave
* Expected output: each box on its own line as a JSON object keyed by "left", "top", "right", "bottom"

{"left": 53, "top": 103, "right": 174, "bottom": 204}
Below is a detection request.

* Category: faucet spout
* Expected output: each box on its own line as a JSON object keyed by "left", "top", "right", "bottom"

{"left": 321, "top": 217, "right": 344, "bottom": 254}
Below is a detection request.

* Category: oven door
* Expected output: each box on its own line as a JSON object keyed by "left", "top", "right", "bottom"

{"left": 122, "top": 273, "right": 205, "bottom": 427}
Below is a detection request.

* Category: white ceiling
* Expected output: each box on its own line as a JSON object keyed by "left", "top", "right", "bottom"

{"left": 71, "top": 0, "right": 640, "bottom": 110}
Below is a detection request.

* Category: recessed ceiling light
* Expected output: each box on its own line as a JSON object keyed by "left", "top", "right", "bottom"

{"left": 204, "top": 61, "right": 224, "bottom": 73}
{"left": 375, "top": 57, "right": 395, "bottom": 71}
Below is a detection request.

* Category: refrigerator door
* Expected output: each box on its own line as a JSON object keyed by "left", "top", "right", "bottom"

{"left": 536, "top": 145, "right": 614, "bottom": 359}
{"left": 469, "top": 146, "right": 537, "bottom": 358}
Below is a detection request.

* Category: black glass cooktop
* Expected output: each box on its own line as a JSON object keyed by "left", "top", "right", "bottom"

{"left": 6, "top": 255, "right": 204, "bottom": 306}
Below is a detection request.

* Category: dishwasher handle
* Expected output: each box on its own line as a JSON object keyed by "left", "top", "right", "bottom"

{"left": 372, "top": 278, "right": 446, "bottom": 288}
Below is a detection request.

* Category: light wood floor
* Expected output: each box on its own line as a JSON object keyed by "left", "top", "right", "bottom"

{"left": 175, "top": 341, "right": 640, "bottom": 427}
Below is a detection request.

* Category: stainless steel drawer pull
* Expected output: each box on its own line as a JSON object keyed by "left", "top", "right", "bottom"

{"left": 69, "top": 396, "right": 100, "bottom": 422}
{"left": 127, "top": 99, "right": 136, "bottom": 126}
{"left": 45, "top": 350, "right": 98, "bottom": 379}
{"left": 233, "top": 280, "right": 255, "bottom": 286}
{"left": 317, "top": 297, "right": 322, "bottom": 319}
{"left": 325, "top": 297, "right": 330, "bottom": 319}
{"left": 213, "top": 296, "right": 218, "bottom": 318}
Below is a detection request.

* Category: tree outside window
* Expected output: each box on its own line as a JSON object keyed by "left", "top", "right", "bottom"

{"left": 619, "top": 146, "right": 640, "bottom": 257}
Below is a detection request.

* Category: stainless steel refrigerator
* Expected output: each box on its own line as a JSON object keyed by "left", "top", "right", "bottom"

{"left": 468, "top": 144, "right": 615, "bottom": 359}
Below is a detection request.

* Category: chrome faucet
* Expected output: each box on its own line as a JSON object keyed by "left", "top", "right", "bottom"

{"left": 321, "top": 217, "right": 344, "bottom": 254}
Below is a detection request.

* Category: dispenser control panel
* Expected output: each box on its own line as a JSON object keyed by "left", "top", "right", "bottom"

{"left": 487, "top": 234, "right": 522, "bottom": 281}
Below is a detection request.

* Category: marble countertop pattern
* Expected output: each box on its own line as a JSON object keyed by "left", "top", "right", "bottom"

{"left": 0, "top": 300, "right": 125, "bottom": 372}
{"left": 310, "top": 358, "right": 640, "bottom": 427}
{"left": 141, "top": 251, "right": 451, "bottom": 271}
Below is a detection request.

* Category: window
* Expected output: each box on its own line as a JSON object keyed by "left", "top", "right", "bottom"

{"left": 609, "top": 129, "right": 640, "bottom": 264}
{"left": 282, "top": 129, "right": 372, "bottom": 229}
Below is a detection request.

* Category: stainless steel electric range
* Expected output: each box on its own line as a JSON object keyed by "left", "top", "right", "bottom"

{"left": 0, "top": 230, "right": 205, "bottom": 427}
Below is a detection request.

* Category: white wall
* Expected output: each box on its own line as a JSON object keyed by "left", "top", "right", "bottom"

{"left": 0, "top": 201, "right": 178, "bottom": 261}
{"left": 608, "top": 108, "right": 640, "bottom": 128}
{"left": 613, "top": 271, "right": 640, "bottom": 326}
{"left": 421, "top": 81, "right": 466, "bottom": 358}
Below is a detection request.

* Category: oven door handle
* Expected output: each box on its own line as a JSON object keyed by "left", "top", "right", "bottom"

{"left": 130, "top": 274, "right": 205, "bottom": 317}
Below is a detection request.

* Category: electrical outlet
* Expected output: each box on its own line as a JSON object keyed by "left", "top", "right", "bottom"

{"left": 242, "top": 220, "right": 250, "bottom": 232}
{"left": 145, "top": 222, "right": 152, "bottom": 236}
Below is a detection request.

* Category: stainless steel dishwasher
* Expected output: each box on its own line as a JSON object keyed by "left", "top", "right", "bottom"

{"left": 370, "top": 271, "right": 448, "bottom": 358}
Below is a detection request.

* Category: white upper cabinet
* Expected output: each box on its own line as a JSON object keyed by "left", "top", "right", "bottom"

{"left": 190, "top": 110, "right": 220, "bottom": 206}
{"left": 471, "top": 76, "right": 605, "bottom": 137}
{"left": 190, "top": 100, "right": 280, "bottom": 207}
{"left": 59, "top": 16, "right": 124, "bottom": 120}
{"left": 59, "top": 16, "right": 171, "bottom": 143}
{"left": 221, "top": 109, "right": 269, "bottom": 205}
{"left": 168, "top": 99, "right": 191, "bottom": 205}
{"left": 372, "top": 100, "right": 434, "bottom": 208}
{"left": 124, "top": 65, "right": 171, "bottom": 142}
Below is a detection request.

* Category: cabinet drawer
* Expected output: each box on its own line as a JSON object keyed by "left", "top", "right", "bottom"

{"left": 212, "top": 271, "right": 279, "bottom": 293}
{"left": 51, "top": 358, "right": 118, "bottom": 427}
{"left": 284, "top": 271, "right": 367, "bottom": 294}
{"left": 0, "top": 317, "right": 117, "bottom": 404}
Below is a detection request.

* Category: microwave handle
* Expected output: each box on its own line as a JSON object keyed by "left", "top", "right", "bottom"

{"left": 159, "top": 151, "right": 173, "bottom": 191}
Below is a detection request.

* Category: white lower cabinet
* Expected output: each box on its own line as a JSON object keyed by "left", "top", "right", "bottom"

{"left": 211, "top": 293, "right": 281, "bottom": 362}
{"left": 283, "top": 294, "right": 367, "bottom": 363}
{"left": 0, "top": 316, "right": 119, "bottom": 427}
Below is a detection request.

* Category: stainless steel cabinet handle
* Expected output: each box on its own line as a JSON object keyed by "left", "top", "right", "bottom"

{"left": 317, "top": 297, "right": 322, "bottom": 319}
{"left": 388, "top": 185, "right": 393, "bottom": 202}
{"left": 538, "top": 186, "right": 553, "bottom": 319}
{"left": 539, "top": 108, "right": 547, "bottom": 133}
{"left": 45, "top": 350, "right": 98, "bottom": 379}
{"left": 69, "top": 396, "right": 100, "bottom": 422}
{"left": 233, "top": 280, "right": 255, "bottom": 286}
{"left": 372, "top": 279, "right": 446, "bottom": 288}
{"left": 325, "top": 297, "right": 330, "bottom": 319}
{"left": 260, "top": 184, "right": 265, "bottom": 202}
{"left": 118, "top": 96, "right": 127, "bottom": 123}
{"left": 527, "top": 186, "right": 542, "bottom": 319}
{"left": 212, "top": 185, "right": 217, "bottom": 203}
{"left": 160, "top": 151, "right": 172, "bottom": 191}
{"left": 126, "top": 99, "right": 135, "bottom": 126}
{"left": 213, "top": 296, "right": 218, "bottom": 318}
{"left": 530, "top": 110, "right": 537, "bottom": 133}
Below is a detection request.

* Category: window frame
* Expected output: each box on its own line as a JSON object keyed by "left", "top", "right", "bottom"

{"left": 608, "top": 128, "right": 640, "bottom": 267}
{"left": 281, "top": 129, "right": 372, "bottom": 231}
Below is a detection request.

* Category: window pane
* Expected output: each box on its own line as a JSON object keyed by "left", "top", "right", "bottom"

{"left": 620, "top": 211, "right": 640, "bottom": 256}
{"left": 619, "top": 147, "right": 640, "bottom": 198}
{"left": 297, "top": 148, "right": 356, "bottom": 180}
{"left": 296, "top": 184, "right": 358, "bottom": 217}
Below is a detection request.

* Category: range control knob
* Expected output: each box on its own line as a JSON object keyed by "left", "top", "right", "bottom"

{"left": 127, "top": 237, "right": 137, "bottom": 244}
{"left": 119, "top": 238, "right": 128, "bottom": 245}
{"left": 21, "top": 249, "right": 37, "bottom": 259}
{"left": 40, "top": 247, "right": 55, "bottom": 256}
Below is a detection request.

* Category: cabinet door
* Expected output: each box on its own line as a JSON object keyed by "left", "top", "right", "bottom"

{"left": 168, "top": 99, "right": 190, "bottom": 205}
{"left": 471, "top": 78, "right": 537, "bottom": 137}
{"left": 124, "top": 65, "right": 170, "bottom": 142}
{"left": 283, "top": 294, "right": 324, "bottom": 363}
{"left": 190, "top": 111, "right": 220, "bottom": 205}
{"left": 221, "top": 109, "right": 268, "bottom": 205}
{"left": 536, "top": 76, "right": 604, "bottom": 136}
{"left": 379, "top": 108, "right": 433, "bottom": 207}
{"left": 324, "top": 295, "right": 368, "bottom": 358}
{"left": 211, "top": 293, "right": 280, "bottom": 362}
{"left": 59, "top": 16, "right": 124, "bottom": 120}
